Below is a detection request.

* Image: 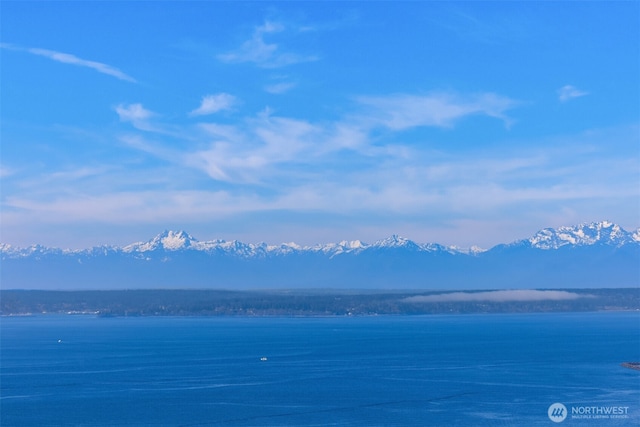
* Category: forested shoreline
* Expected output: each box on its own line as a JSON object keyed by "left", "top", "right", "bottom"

{"left": 1, "top": 288, "right": 638, "bottom": 316}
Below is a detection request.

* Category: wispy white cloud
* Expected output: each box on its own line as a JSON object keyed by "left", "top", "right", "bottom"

{"left": 190, "top": 93, "right": 237, "bottom": 116}
{"left": 110, "top": 93, "right": 639, "bottom": 216}
{"left": 115, "top": 103, "right": 194, "bottom": 139}
{"left": 48, "top": 167, "right": 112, "bottom": 181}
{"left": 403, "top": 290, "right": 592, "bottom": 303}
{"left": 6, "top": 88, "right": 633, "bottom": 248}
{"left": 218, "top": 21, "right": 318, "bottom": 68}
{"left": 0, "top": 166, "right": 15, "bottom": 178}
{"left": 171, "top": 91, "right": 520, "bottom": 185}
{"left": 115, "top": 103, "right": 156, "bottom": 131}
{"left": 185, "top": 115, "right": 321, "bottom": 183}
{"left": 118, "top": 134, "right": 177, "bottom": 161}
{"left": 227, "top": 20, "right": 282, "bottom": 62}
{"left": 264, "top": 81, "right": 297, "bottom": 94}
{"left": 1, "top": 43, "right": 136, "bottom": 82}
{"left": 2, "top": 190, "right": 248, "bottom": 225}
{"left": 116, "top": 93, "right": 517, "bottom": 183}
{"left": 356, "top": 92, "right": 517, "bottom": 130}
{"left": 197, "top": 123, "right": 245, "bottom": 141}
{"left": 116, "top": 103, "right": 154, "bottom": 122}
{"left": 558, "top": 85, "right": 589, "bottom": 102}
{"left": 4, "top": 127, "right": 637, "bottom": 248}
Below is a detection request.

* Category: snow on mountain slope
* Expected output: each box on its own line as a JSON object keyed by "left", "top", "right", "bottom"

{"left": 2, "top": 220, "right": 638, "bottom": 290}
{"left": 1, "top": 221, "right": 638, "bottom": 259}
{"left": 123, "top": 230, "right": 198, "bottom": 252}
{"left": 527, "top": 221, "right": 635, "bottom": 249}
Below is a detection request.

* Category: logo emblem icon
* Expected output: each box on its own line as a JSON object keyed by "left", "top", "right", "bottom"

{"left": 548, "top": 402, "right": 568, "bottom": 423}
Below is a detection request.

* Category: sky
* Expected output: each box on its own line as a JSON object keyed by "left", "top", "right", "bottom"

{"left": 1, "top": 1, "right": 639, "bottom": 249}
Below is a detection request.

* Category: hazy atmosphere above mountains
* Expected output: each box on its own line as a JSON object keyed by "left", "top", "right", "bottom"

{"left": 1, "top": 2, "right": 639, "bottom": 249}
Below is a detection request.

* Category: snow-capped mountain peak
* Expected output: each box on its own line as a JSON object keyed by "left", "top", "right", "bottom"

{"left": 527, "top": 220, "right": 633, "bottom": 249}
{"left": 124, "top": 230, "right": 198, "bottom": 252}
{"left": 339, "top": 240, "right": 365, "bottom": 249}
{"left": 2, "top": 220, "right": 638, "bottom": 291}
{"left": 2, "top": 221, "right": 638, "bottom": 259}
{"left": 446, "top": 245, "right": 487, "bottom": 255}
{"left": 374, "top": 235, "right": 418, "bottom": 249}
{"left": 160, "top": 230, "right": 197, "bottom": 250}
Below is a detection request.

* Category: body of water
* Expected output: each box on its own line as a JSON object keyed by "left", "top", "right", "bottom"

{"left": 1, "top": 312, "right": 639, "bottom": 426}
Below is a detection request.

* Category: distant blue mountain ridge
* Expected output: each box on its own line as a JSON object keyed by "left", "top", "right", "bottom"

{"left": 2, "top": 221, "right": 638, "bottom": 290}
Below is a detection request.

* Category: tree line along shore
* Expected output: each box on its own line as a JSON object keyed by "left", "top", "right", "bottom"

{"left": 1, "top": 288, "right": 638, "bottom": 317}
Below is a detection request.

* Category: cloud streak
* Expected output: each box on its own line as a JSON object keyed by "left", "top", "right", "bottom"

{"left": 0, "top": 166, "right": 15, "bottom": 178}
{"left": 264, "top": 81, "right": 297, "bottom": 94}
{"left": 1, "top": 43, "right": 136, "bottom": 82}
{"left": 3, "top": 82, "right": 636, "bottom": 248}
{"left": 558, "top": 85, "right": 588, "bottom": 102}
{"left": 107, "top": 94, "right": 638, "bottom": 220}
{"left": 217, "top": 21, "right": 318, "bottom": 68}
{"left": 115, "top": 103, "right": 157, "bottom": 131}
{"left": 403, "top": 290, "right": 592, "bottom": 303}
{"left": 118, "top": 90, "right": 518, "bottom": 184}
{"left": 356, "top": 92, "right": 517, "bottom": 130}
{"left": 190, "top": 93, "right": 237, "bottom": 116}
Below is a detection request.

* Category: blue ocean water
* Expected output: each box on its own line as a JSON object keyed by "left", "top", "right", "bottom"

{"left": 1, "top": 312, "right": 639, "bottom": 426}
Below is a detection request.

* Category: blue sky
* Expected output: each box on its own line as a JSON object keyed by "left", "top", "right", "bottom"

{"left": 1, "top": 1, "right": 638, "bottom": 249}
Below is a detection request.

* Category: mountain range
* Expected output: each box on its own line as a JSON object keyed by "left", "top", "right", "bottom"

{"left": 2, "top": 221, "right": 638, "bottom": 290}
